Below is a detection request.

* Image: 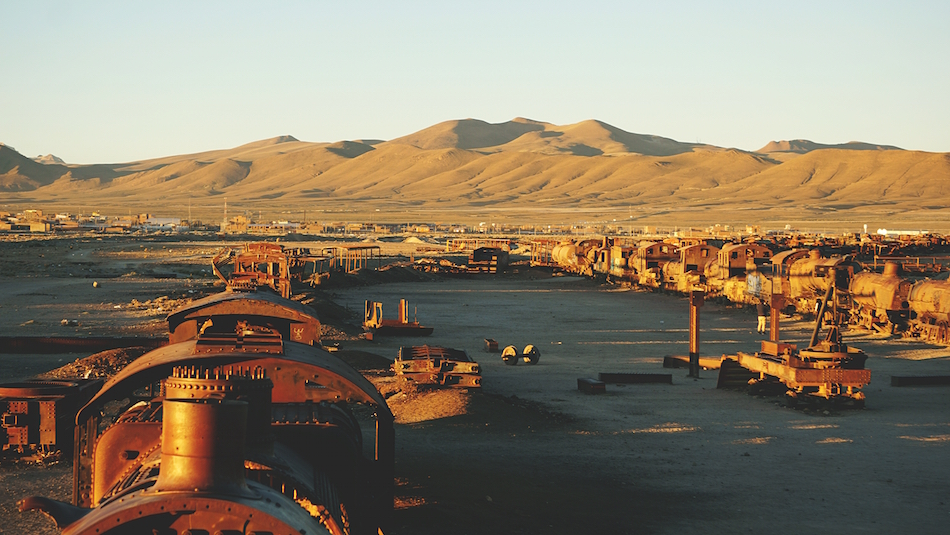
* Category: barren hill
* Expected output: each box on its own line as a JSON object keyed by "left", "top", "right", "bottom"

{"left": 385, "top": 118, "right": 549, "bottom": 150}
{"left": 34, "top": 154, "right": 66, "bottom": 165}
{"left": 758, "top": 139, "right": 902, "bottom": 154}
{"left": 2, "top": 119, "right": 947, "bottom": 229}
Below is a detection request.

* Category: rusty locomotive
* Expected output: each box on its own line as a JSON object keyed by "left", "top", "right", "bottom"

{"left": 18, "top": 244, "right": 394, "bottom": 535}
{"left": 543, "top": 236, "right": 950, "bottom": 344}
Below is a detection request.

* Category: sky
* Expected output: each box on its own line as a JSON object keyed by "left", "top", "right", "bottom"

{"left": 2, "top": 0, "right": 948, "bottom": 164}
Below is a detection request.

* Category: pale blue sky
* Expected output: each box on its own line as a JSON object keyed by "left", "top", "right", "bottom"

{"left": 2, "top": 0, "right": 947, "bottom": 163}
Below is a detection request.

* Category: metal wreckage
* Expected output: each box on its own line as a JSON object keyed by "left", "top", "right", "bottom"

{"left": 535, "top": 233, "right": 950, "bottom": 405}
{"left": 535, "top": 234, "right": 950, "bottom": 344}
{"left": 8, "top": 243, "right": 394, "bottom": 535}
{"left": 3, "top": 232, "right": 950, "bottom": 532}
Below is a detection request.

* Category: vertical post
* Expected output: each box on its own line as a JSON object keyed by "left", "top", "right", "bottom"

{"left": 688, "top": 289, "right": 704, "bottom": 378}
{"left": 770, "top": 293, "right": 784, "bottom": 343}
{"left": 399, "top": 299, "right": 408, "bottom": 324}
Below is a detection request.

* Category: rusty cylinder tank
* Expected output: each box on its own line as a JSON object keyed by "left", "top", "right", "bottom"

{"left": 787, "top": 250, "right": 839, "bottom": 299}
{"left": 662, "top": 260, "right": 683, "bottom": 282}
{"left": 163, "top": 366, "right": 275, "bottom": 456}
{"left": 908, "top": 279, "right": 950, "bottom": 325}
{"left": 849, "top": 262, "right": 911, "bottom": 313}
{"left": 550, "top": 242, "right": 580, "bottom": 268}
{"left": 155, "top": 398, "right": 253, "bottom": 496}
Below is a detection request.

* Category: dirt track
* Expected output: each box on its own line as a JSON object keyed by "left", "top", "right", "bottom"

{"left": 1, "top": 236, "right": 949, "bottom": 534}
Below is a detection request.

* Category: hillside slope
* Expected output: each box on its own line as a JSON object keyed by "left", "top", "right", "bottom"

{"left": 2, "top": 119, "right": 946, "bottom": 224}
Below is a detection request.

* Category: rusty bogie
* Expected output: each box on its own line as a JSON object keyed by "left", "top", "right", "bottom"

{"left": 394, "top": 345, "right": 481, "bottom": 388}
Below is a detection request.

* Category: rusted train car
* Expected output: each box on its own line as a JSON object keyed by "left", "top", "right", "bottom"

{"left": 905, "top": 279, "right": 950, "bottom": 343}
{"left": 547, "top": 235, "right": 950, "bottom": 345}
{"left": 844, "top": 265, "right": 950, "bottom": 343}
{"left": 20, "top": 284, "right": 394, "bottom": 534}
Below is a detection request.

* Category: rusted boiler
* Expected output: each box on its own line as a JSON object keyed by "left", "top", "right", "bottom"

{"left": 550, "top": 239, "right": 600, "bottom": 276}
{"left": 785, "top": 251, "right": 859, "bottom": 313}
{"left": 715, "top": 243, "right": 773, "bottom": 279}
{"left": 849, "top": 262, "right": 912, "bottom": 332}
{"left": 906, "top": 279, "right": 950, "bottom": 343}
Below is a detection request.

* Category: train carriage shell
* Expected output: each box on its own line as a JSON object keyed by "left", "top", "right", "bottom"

{"left": 660, "top": 244, "right": 719, "bottom": 291}
{"left": 716, "top": 243, "right": 773, "bottom": 279}
{"left": 633, "top": 242, "right": 677, "bottom": 274}
{"left": 678, "top": 243, "right": 720, "bottom": 274}
{"left": 608, "top": 244, "right": 636, "bottom": 279}
{"left": 769, "top": 249, "right": 810, "bottom": 297}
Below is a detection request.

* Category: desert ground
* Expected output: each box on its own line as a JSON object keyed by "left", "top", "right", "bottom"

{"left": 1, "top": 235, "right": 949, "bottom": 534}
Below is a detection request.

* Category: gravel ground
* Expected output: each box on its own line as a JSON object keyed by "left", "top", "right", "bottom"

{"left": 1, "top": 237, "right": 948, "bottom": 534}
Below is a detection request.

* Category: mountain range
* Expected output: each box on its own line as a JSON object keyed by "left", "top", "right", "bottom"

{"left": 1, "top": 119, "right": 947, "bottom": 229}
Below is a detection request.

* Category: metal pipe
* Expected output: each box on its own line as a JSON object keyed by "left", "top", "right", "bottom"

{"left": 688, "top": 290, "right": 704, "bottom": 378}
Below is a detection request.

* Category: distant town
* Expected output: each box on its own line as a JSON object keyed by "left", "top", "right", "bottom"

{"left": 0, "top": 208, "right": 931, "bottom": 242}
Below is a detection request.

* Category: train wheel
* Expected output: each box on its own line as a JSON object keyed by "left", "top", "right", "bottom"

{"left": 522, "top": 345, "right": 540, "bottom": 365}
{"left": 501, "top": 345, "right": 519, "bottom": 365}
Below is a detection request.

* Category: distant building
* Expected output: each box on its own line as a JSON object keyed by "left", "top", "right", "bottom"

{"left": 877, "top": 228, "right": 928, "bottom": 237}
{"left": 21, "top": 209, "right": 44, "bottom": 222}
{"left": 248, "top": 221, "right": 300, "bottom": 235}
{"left": 221, "top": 215, "right": 250, "bottom": 234}
{"left": 142, "top": 216, "right": 184, "bottom": 232}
